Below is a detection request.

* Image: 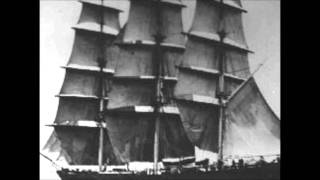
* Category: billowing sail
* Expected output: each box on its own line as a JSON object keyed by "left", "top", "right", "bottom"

{"left": 159, "top": 115, "right": 194, "bottom": 159}
{"left": 175, "top": 0, "right": 251, "bottom": 156}
{"left": 76, "top": 0, "right": 121, "bottom": 35}
{"left": 54, "top": 98, "right": 99, "bottom": 123}
{"left": 190, "top": 0, "right": 221, "bottom": 36}
{"left": 180, "top": 36, "right": 219, "bottom": 70}
{"left": 224, "top": 49, "right": 250, "bottom": 79}
{"left": 221, "top": 0, "right": 248, "bottom": 49}
{"left": 43, "top": 128, "right": 116, "bottom": 165}
{"left": 69, "top": 0, "right": 121, "bottom": 68}
{"left": 177, "top": 101, "right": 220, "bottom": 152}
{"left": 223, "top": 77, "right": 280, "bottom": 157}
{"left": 104, "top": 114, "right": 194, "bottom": 164}
{"left": 104, "top": 0, "right": 194, "bottom": 163}
{"left": 103, "top": 114, "right": 155, "bottom": 164}
{"left": 43, "top": 0, "right": 279, "bottom": 168}
{"left": 123, "top": 0, "right": 185, "bottom": 46}
{"left": 43, "top": 0, "right": 122, "bottom": 165}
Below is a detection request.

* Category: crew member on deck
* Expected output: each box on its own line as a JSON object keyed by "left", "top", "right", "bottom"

{"left": 258, "top": 156, "right": 266, "bottom": 167}
{"left": 231, "top": 160, "right": 236, "bottom": 169}
{"left": 217, "top": 160, "right": 223, "bottom": 171}
{"left": 103, "top": 158, "right": 109, "bottom": 171}
{"left": 238, "top": 159, "right": 244, "bottom": 169}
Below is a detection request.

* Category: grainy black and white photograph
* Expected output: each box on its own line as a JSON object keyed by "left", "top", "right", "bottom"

{"left": 40, "top": 0, "right": 280, "bottom": 179}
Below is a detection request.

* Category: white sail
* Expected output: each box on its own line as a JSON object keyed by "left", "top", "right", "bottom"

{"left": 177, "top": 101, "right": 220, "bottom": 153}
{"left": 43, "top": 0, "right": 279, "bottom": 168}
{"left": 222, "top": 2, "right": 248, "bottom": 48}
{"left": 78, "top": 1, "right": 121, "bottom": 31}
{"left": 175, "top": 0, "right": 251, "bottom": 158}
{"left": 123, "top": 0, "right": 185, "bottom": 46}
{"left": 103, "top": 0, "right": 194, "bottom": 163}
{"left": 43, "top": 128, "right": 116, "bottom": 165}
{"left": 223, "top": 77, "right": 280, "bottom": 157}
{"left": 180, "top": 37, "right": 219, "bottom": 70}
{"left": 43, "top": 0, "right": 122, "bottom": 165}
{"left": 175, "top": 70, "right": 219, "bottom": 98}
{"left": 224, "top": 49, "right": 250, "bottom": 78}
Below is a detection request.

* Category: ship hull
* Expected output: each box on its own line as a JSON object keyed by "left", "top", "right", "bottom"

{"left": 57, "top": 164, "right": 280, "bottom": 180}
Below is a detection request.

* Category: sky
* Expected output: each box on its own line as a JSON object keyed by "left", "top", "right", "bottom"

{"left": 40, "top": 0, "right": 280, "bottom": 179}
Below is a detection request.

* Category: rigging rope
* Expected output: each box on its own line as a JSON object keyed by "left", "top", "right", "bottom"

{"left": 40, "top": 152, "right": 62, "bottom": 170}
{"left": 227, "top": 58, "right": 269, "bottom": 75}
{"left": 250, "top": 58, "right": 269, "bottom": 76}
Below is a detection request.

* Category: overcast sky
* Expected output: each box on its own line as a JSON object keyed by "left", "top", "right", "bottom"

{"left": 40, "top": 1, "right": 280, "bottom": 179}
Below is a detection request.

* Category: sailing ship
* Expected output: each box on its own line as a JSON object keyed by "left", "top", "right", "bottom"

{"left": 42, "top": 0, "right": 280, "bottom": 179}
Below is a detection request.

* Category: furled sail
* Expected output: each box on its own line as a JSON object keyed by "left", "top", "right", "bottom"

{"left": 175, "top": 0, "right": 251, "bottom": 156}
{"left": 223, "top": 77, "right": 280, "bottom": 158}
{"left": 104, "top": 0, "right": 194, "bottom": 164}
{"left": 43, "top": 0, "right": 122, "bottom": 165}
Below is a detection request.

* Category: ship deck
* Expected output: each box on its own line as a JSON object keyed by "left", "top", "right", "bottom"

{"left": 57, "top": 163, "right": 280, "bottom": 180}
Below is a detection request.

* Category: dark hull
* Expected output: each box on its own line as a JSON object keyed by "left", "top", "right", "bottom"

{"left": 57, "top": 164, "right": 280, "bottom": 180}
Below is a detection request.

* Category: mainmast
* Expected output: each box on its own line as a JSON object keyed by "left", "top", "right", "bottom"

{"left": 153, "top": 0, "right": 165, "bottom": 174}
{"left": 104, "top": 0, "right": 193, "bottom": 165}
{"left": 217, "top": 0, "right": 226, "bottom": 162}
{"left": 97, "top": 0, "right": 106, "bottom": 172}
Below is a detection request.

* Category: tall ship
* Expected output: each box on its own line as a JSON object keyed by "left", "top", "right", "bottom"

{"left": 42, "top": 0, "right": 280, "bottom": 179}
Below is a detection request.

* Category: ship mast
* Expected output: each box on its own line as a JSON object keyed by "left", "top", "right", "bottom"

{"left": 153, "top": 0, "right": 165, "bottom": 175}
{"left": 217, "top": 0, "right": 226, "bottom": 161}
{"left": 97, "top": 0, "right": 106, "bottom": 172}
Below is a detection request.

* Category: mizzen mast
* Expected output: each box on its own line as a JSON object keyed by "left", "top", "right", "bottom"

{"left": 215, "top": 0, "right": 252, "bottom": 161}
